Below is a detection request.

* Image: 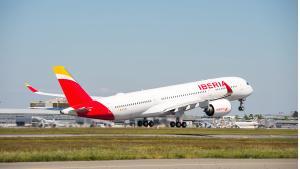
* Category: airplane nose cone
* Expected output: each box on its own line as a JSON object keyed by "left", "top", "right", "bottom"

{"left": 248, "top": 86, "right": 253, "bottom": 95}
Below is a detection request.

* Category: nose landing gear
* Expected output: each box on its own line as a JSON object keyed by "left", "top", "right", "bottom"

{"left": 238, "top": 99, "right": 245, "bottom": 111}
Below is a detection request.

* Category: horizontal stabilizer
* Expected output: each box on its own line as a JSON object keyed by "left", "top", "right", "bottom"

{"left": 25, "top": 83, "right": 65, "bottom": 97}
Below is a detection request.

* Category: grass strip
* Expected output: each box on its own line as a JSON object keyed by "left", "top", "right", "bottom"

{"left": 0, "top": 137, "right": 297, "bottom": 162}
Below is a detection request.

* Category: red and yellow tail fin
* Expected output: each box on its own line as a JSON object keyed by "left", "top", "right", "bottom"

{"left": 53, "top": 66, "right": 93, "bottom": 107}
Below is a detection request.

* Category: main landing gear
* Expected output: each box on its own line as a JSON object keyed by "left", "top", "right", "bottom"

{"left": 169, "top": 121, "right": 187, "bottom": 128}
{"left": 238, "top": 99, "right": 245, "bottom": 111}
{"left": 137, "top": 118, "right": 154, "bottom": 127}
{"left": 169, "top": 111, "right": 187, "bottom": 128}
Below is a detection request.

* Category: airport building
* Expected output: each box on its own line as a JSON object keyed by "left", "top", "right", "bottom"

{"left": 30, "top": 98, "right": 69, "bottom": 110}
{"left": 0, "top": 99, "right": 297, "bottom": 128}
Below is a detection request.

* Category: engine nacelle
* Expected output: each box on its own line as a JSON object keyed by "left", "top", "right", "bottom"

{"left": 204, "top": 99, "right": 231, "bottom": 117}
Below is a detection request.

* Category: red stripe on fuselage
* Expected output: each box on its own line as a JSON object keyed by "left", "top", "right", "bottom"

{"left": 222, "top": 81, "right": 233, "bottom": 94}
{"left": 73, "top": 101, "right": 115, "bottom": 120}
{"left": 58, "top": 79, "right": 114, "bottom": 120}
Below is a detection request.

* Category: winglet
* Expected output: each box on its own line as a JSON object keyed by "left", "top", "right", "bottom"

{"left": 25, "top": 83, "right": 38, "bottom": 93}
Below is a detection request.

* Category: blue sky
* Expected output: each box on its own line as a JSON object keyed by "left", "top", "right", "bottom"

{"left": 0, "top": 0, "right": 297, "bottom": 115}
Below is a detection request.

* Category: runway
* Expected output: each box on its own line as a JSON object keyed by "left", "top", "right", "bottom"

{"left": 0, "top": 159, "right": 297, "bottom": 169}
{"left": 0, "top": 133, "right": 296, "bottom": 139}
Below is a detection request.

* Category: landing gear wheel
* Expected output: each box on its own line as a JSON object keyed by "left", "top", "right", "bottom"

{"left": 176, "top": 122, "right": 181, "bottom": 128}
{"left": 170, "top": 121, "right": 176, "bottom": 128}
{"left": 148, "top": 121, "right": 154, "bottom": 127}
{"left": 181, "top": 122, "right": 187, "bottom": 128}
{"left": 143, "top": 120, "right": 149, "bottom": 127}
{"left": 137, "top": 120, "right": 143, "bottom": 127}
{"left": 238, "top": 99, "right": 245, "bottom": 111}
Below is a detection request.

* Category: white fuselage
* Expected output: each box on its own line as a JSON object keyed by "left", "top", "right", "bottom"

{"left": 97, "top": 77, "right": 253, "bottom": 120}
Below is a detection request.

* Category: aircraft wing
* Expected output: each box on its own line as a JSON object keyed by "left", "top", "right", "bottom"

{"left": 163, "top": 99, "right": 209, "bottom": 113}
{"left": 141, "top": 81, "right": 233, "bottom": 117}
{"left": 141, "top": 98, "right": 209, "bottom": 117}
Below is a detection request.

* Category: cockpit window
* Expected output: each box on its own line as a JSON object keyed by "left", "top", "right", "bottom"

{"left": 246, "top": 82, "right": 250, "bottom": 85}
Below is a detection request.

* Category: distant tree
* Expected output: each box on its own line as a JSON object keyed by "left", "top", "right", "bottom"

{"left": 243, "top": 114, "right": 250, "bottom": 120}
{"left": 235, "top": 115, "right": 239, "bottom": 119}
{"left": 249, "top": 114, "right": 254, "bottom": 119}
{"left": 284, "top": 116, "right": 289, "bottom": 120}
{"left": 254, "top": 114, "right": 264, "bottom": 119}
{"left": 292, "top": 111, "right": 298, "bottom": 118}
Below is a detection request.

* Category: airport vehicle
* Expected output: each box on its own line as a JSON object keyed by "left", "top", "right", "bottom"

{"left": 234, "top": 121, "right": 259, "bottom": 129}
{"left": 31, "top": 116, "right": 57, "bottom": 128}
{"left": 26, "top": 66, "right": 253, "bottom": 128}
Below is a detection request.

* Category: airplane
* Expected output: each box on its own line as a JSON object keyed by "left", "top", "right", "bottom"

{"left": 31, "top": 116, "right": 57, "bottom": 128}
{"left": 26, "top": 66, "right": 253, "bottom": 128}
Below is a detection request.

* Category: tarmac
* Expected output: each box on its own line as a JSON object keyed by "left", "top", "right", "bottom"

{"left": 0, "top": 159, "right": 297, "bottom": 169}
{"left": 0, "top": 133, "right": 297, "bottom": 139}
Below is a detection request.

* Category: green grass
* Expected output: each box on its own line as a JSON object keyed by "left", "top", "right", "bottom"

{"left": 0, "top": 128, "right": 297, "bottom": 135}
{"left": 0, "top": 136, "right": 297, "bottom": 162}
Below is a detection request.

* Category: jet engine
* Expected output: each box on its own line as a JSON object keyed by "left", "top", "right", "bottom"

{"left": 204, "top": 99, "right": 231, "bottom": 117}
